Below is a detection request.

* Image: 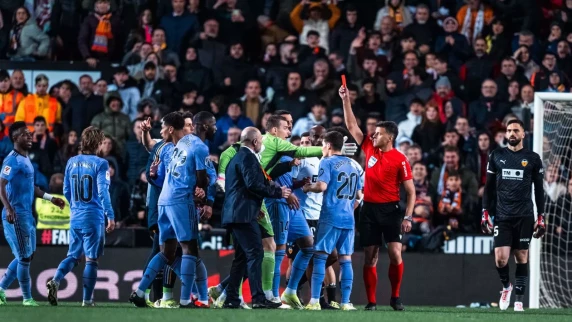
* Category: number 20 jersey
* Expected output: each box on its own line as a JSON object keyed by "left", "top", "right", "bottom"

{"left": 318, "top": 155, "right": 364, "bottom": 229}
{"left": 64, "top": 155, "right": 114, "bottom": 228}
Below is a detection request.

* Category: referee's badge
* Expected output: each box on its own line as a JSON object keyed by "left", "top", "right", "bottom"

{"left": 521, "top": 159, "right": 528, "bottom": 167}
{"left": 368, "top": 156, "right": 378, "bottom": 168}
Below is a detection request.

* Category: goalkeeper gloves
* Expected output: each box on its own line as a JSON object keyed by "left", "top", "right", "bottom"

{"left": 533, "top": 214, "right": 546, "bottom": 239}
{"left": 216, "top": 174, "right": 226, "bottom": 192}
{"left": 341, "top": 136, "right": 358, "bottom": 156}
{"left": 481, "top": 209, "right": 493, "bottom": 235}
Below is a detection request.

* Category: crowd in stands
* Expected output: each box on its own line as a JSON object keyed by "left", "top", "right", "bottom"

{"left": 0, "top": 0, "right": 571, "bottom": 251}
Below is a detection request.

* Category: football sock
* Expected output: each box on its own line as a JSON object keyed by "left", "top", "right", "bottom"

{"left": 286, "top": 247, "right": 314, "bottom": 294}
{"left": 239, "top": 279, "right": 243, "bottom": 297}
{"left": 273, "top": 249, "right": 286, "bottom": 297}
{"left": 340, "top": 259, "right": 353, "bottom": 304}
{"left": 388, "top": 262, "right": 404, "bottom": 298}
{"left": 363, "top": 265, "right": 377, "bottom": 303}
{"left": 137, "top": 253, "right": 168, "bottom": 297}
{"left": 262, "top": 251, "right": 275, "bottom": 293}
{"left": 515, "top": 263, "right": 528, "bottom": 300}
{"left": 162, "top": 287, "right": 173, "bottom": 301}
{"left": 310, "top": 253, "right": 328, "bottom": 302}
{"left": 145, "top": 289, "right": 150, "bottom": 301}
{"left": 152, "top": 270, "right": 163, "bottom": 301}
{"left": 17, "top": 261, "right": 32, "bottom": 300}
{"left": 496, "top": 264, "right": 511, "bottom": 289}
{"left": 195, "top": 258, "right": 208, "bottom": 302}
{"left": 83, "top": 262, "right": 98, "bottom": 302}
{"left": 54, "top": 256, "right": 77, "bottom": 284}
{"left": 219, "top": 275, "right": 230, "bottom": 290}
{"left": 170, "top": 256, "right": 182, "bottom": 277}
{"left": 191, "top": 282, "right": 198, "bottom": 299}
{"left": 326, "top": 283, "right": 337, "bottom": 303}
{"left": 0, "top": 259, "right": 18, "bottom": 290}
{"left": 180, "top": 255, "right": 197, "bottom": 305}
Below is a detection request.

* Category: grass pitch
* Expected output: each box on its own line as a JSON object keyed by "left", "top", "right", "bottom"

{"left": 3, "top": 302, "right": 571, "bottom": 322}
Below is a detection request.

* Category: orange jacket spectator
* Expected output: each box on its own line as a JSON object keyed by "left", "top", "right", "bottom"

{"left": 15, "top": 74, "right": 62, "bottom": 133}
{"left": 0, "top": 70, "right": 24, "bottom": 135}
{"left": 456, "top": 0, "right": 493, "bottom": 44}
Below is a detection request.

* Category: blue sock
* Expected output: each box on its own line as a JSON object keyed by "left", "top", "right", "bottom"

{"left": 311, "top": 253, "right": 328, "bottom": 300}
{"left": 54, "top": 256, "right": 78, "bottom": 284}
{"left": 0, "top": 259, "right": 18, "bottom": 290}
{"left": 273, "top": 249, "right": 286, "bottom": 297}
{"left": 339, "top": 259, "right": 353, "bottom": 304}
{"left": 83, "top": 262, "right": 98, "bottom": 302}
{"left": 287, "top": 247, "right": 314, "bottom": 290}
{"left": 138, "top": 253, "right": 168, "bottom": 293}
{"left": 180, "top": 255, "right": 197, "bottom": 303}
{"left": 170, "top": 257, "right": 181, "bottom": 277}
{"left": 195, "top": 259, "right": 208, "bottom": 302}
{"left": 17, "top": 261, "right": 32, "bottom": 300}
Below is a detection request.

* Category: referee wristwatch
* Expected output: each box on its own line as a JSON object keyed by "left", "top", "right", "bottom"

{"left": 403, "top": 215, "right": 413, "bottom": 222}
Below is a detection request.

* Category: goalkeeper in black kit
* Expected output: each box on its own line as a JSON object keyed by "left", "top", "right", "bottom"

{"left": 481, "top": 119, "right": 546, "bottom": 312}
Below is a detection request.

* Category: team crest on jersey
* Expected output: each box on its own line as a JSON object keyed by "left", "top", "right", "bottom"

{"left": 521, "top": 159, "right": 528, "bottom": 167}
{"left": 105, "top": 171, "right": 110, "bottom": 181}
{"left": 2, "top": 166, "right": 11, "bottom": 175}
{"left": 368, "top": 156, "right": 378, "bottom": 168}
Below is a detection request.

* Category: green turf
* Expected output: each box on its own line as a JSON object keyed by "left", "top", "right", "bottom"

{"left": 3, "top": 302, "right": 571, "bottom": 322}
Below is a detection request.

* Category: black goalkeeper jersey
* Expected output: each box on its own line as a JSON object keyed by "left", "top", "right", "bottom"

{"left": 486, "top": 147, "right": 544, "bottom": 219}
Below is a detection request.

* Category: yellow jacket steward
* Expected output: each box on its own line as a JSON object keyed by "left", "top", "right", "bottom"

{"left": 0, "top": 90, "right": 24, "bottom": 135}
{"left": 15, "top": 94, "right": 62, "bottom": 132}
{"left": 35, "top": 194, "right": 70, "bottom": 229}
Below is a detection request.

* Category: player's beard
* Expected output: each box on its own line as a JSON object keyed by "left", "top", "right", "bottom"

{"left": 508, "top": 137, "right": 521, "bottom": 147}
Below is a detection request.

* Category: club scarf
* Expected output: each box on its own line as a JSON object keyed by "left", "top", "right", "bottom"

{"left": 91, "top": 13, "right": 113, "bottom": 54}
{"left": 461, "top": 4, "right": 484, "bottom": 44}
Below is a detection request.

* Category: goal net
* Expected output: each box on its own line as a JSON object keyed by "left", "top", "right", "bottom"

{"left": 530, "top": 93, "right": 572, "bottom": 308}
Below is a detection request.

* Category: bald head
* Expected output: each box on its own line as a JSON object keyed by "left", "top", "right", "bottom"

{"left": 241, "top": 127, "right": 263, "bottom": 153}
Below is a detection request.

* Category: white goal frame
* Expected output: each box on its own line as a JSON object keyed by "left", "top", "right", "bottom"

{"left": 530, "top": 92, "right": 572, "bottom": 308}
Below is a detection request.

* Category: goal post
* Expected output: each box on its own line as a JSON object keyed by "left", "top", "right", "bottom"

{"left": 530, "top": 92, "right": 572, "bottom": 309}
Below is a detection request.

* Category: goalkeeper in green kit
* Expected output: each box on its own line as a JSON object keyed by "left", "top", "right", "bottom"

{"left": 209, "top": 112, "right": 357, "bottom": 308}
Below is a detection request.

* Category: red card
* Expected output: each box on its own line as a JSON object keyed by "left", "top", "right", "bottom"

{"left": 341, "top": 75, "right": 346, "bottom": 86}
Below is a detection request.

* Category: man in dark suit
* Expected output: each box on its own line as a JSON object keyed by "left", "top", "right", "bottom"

{"left": 222, "top": 127, "right": 291, "bottom": 309}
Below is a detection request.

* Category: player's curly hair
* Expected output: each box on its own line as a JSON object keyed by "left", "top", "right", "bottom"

{"left": 81, "top": 126, "right": 105, "bottom": 155}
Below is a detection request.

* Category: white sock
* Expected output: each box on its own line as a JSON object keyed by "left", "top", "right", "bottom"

{"left": 144, "top": 292, "right": 150, "bottom": 301}
{"left": 309, "top": 298, "right": 320, "bottom": 305}
{"left": 180, "top": 299, "right": 191, "bottom": 305}
{"left": 135, "top": 289, "right": 145, "bottom": 298}
{"left": 264, "top": 290, "right": 274, "bottom": 300}
{"left": 285, "top": 287, "right": 297, "bottom": 295}
{"left": 239, "top": 295, "right": 243, "bottom": 302}
{"left": 162, "top": 290, "right": 173, "bottom": 301}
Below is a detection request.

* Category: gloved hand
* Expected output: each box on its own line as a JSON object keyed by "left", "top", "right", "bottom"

{"left": 341, "top": 136, "right": 358, "bottom": 156}
{"left": 481, "top": 209, "right": 493, "bottom": 235}
{"left": 533, "top": 214, "right": 546, "bottom": 238}
{"left": 216, "top": 174, "right": 226, "bottom": 192}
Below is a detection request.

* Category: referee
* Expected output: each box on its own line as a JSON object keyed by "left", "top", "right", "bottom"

{"left": 339, "top": 85, "right": 415, "bottom": 311}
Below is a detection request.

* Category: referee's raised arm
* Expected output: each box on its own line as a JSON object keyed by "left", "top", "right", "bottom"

{"left": 339, "top": 85, "right": 364, "bottom": 145}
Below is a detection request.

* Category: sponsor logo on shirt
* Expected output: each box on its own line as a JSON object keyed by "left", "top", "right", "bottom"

{"left": 402, "top": 161, "right": 408, "bottom": 177}
{"left": 2, "top": 166, "right": 11, "bottom": 176}
{"left": 502, "top": 169, "right": 524, "bottom": 180}
{"left": 367, "top": 156, "right": 377, "bottom": 168}
{"left": 521, "top": 159, "right": 528, "bottom": 167}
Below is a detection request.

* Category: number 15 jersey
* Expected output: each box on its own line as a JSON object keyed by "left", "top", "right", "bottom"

{"left": 318, "top": 155, "right": 364, "bottom": 229}
{"left": 64, "top": 155, "right": 114, "bottom": 228}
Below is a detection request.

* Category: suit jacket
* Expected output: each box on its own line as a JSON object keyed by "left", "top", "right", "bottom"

{"left": 222, "top": 147, "right": 282, "bottom": 226}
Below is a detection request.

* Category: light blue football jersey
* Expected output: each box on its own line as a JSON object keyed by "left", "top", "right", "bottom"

{"left": 0, "top": 151, "right": 35, "bottom": 218}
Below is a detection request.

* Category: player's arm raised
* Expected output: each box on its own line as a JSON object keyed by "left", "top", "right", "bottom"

{"left": 532, "top": 156, "right": 546, "bottom": 238}
{"left": 339, "top": 85, "right": 364, "bottom": 145}
{"left": 97, "top": 162, "right": 115, "bottom": 233}
{"left": 140, "top": 117, "right": 156, "bottom": 152}
{"left": 481, "top": 152, "right": 496, "bottom": 234}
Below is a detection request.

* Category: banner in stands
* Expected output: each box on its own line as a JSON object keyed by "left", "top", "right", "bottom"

{"left": 35, "top": 195, "right": 70, "bottom": 229}
{"left": 0, "top": 247, "right": 518, "bottom": 306}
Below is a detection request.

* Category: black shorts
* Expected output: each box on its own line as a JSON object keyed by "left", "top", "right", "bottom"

{"left": 494, "top": 216, "right": 535, "bottom": 250}
{"left": 359, "top": 201, "right": 403, "bottom": 246}
{"left": 287, "top": 220, "right": 318, "bottom": 259}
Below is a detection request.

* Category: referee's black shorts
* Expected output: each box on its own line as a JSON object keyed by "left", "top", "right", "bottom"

{"left": 359, "top": 201, "right": 403, "bottom": 246}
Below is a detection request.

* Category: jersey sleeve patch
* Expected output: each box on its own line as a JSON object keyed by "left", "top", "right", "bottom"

{"left": 105, "top": 170, "right": 110, "bottom": 181}
{"left": 2, "top": 165, "right": 11, "bottom": 176}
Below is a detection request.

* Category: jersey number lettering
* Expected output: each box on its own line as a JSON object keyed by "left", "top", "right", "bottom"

{"left": 72, "top": 174, "right": 93, "bottom": 202}
{"left": 336, "top": 172, "right": 358, "bottom": 200}
{"left": 170, "top": 148, "right": 187, "bottom": 177}
{"left": 494, "top": 226, "right": 499, "bottom": 237}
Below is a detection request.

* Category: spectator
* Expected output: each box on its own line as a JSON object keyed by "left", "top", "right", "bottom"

{"left": 495, "top": 57, "right": 530, "bottom": 102}
{"left": 136, "top": 98, "right": 157, "bottom": 121}
{"left": 427, "top": 0, "right": 456, "bottom": 27}
{"left": 292, "top": 99, "right": 328, "bottom": 137}
{"left": 556, "top": 40, "right": 572, "bottom": 77}
{"left": 431, "top": 76, "right": 464, "bottom": 124}
{"left": 290, "top": 0, "right": 340, "bottom": 52}
{"left": 513, "top": 45, "right": 540, "bottom": 81}
{"left": 52, "top": 130, "right": 79, "bottom": 173}
{"left": 162, "top": 63, "right": 184, "bottom": 108}
{"left": 347, "top": 52, "right": 386, "bottom": 98}
{"left": 123, "top": 41, "right": 153, "bottom": 68}
{"left": 396, "top": 98, "right": 423, "bottom": 143}
{"left": 108, "top": 161, "right": 130, "bottom": 225}
{"left": 374, "top": 0, "right": 413, "bottom": 31}
{"left": 545, "top": 71, "right": 570, "bottom": 92}
{"left": 433, "top": 54, "right": 464, "bottom": 101}
{"left": 8, "top": 6, "right": 50, "bottom": 61}
{"left": 544, "top": 163, "right": 568, "bottom": 203}
{"left": 512, "top": 84, "right": 534, "bottom": 124}
{"left": 350, "top": 29, "right": 390, "bottom": 77}
{"left": 126, "top": 169, "right": 148, "bottom": 227}
{"left": 125, "top": 119, "right": 149, "bottom": 185}
{"left": 304, "top": 59, "right": 340, "bottom": 107}
{"left": 467, "top": 131, "right": 494, "bottom": 199}
{"left": 270, "top": 71, "right": 315, "bottom": 121}
{"left": 468, "top": 79, "right": 511, "bottom": 131}
{"left": 484, "top": 18, "right": 511, "bottom": 64}
{"left": 388, "top": 35, "right": 418, "bottom": 74}
{"left": 213, "top": 0, "right": 251, "bottom": 46}
{"left": 138, "top": 62, "right": 169, "bottom": 103}
{"left": 10, "top": 69, "right": 28, "bottom": 96}
{"left": 531, "top": 52, "right": 558, "bottom": 92}
{"left": 328, "top": 51, "right": 347, "bottom": 80}
{"left": 149, "top": 27, "right": 181, "bottom": 67}
{"left": 406, "top": 144, "right": 423, "bottom": 164}
{"left": 455, "top": 116, "right": 476, "bottom": 156}
{"left": 512, "top": 30, "right": 542, "bottom": 62}
{"left": 16, "top": 74, "right": 62, "bottom": 134}
{"left": 240, "top": 80, "right": 267, "bottom": 123}
{"left": 214, "top": 126, "right": 242, "bottom": 155}
{"left": 507, "top": 80, "right": 521, "bottom": 107}
{"left": 383, "top": 73, "right": 407, "bottom": 123}
{"left": 0, "top": 69, "right": 24, "bottom": 135}
{"left": 456, "top": 0, "right": 493, "bottom": 45}
{"left": 405, "top": 66, "right": 433, "bottom": 104}
{"left": 49, "top": 0, "right": 85, "bottom": 61}
{"left": 437, "top": 171, "right": 463, "bottom": 230}
{"left": 460, "top": 37, "right": 494, "bottom": 102}
{"left": 257, "top": 16, "right": 292, "bottom": 52}
{"left": 94, "top": 78, "right": 108, "bottom": 96}
{"left": 108, "top": 66, "right": 141, "bottom": 121}
{"left": 329, "top": 4, "right": 361, "bottom": 58}
{"left": 211, "top": 100, "right": 254, "bottom": 151}
{"left": 161, "top": 0, "right": 200, "bottom": 54}
{"left": 402, "top": 4, "right": 439, "bottom": 54}
{"left": 91, "top": 93, "right": 131, "bottom": 153}
{"left": 357, "top": 78, "right": 384, "bottom": 120}
{"left": 78, "top": 0, "right": 122, "bottom": 67}
{"left": 264, "top": 41, "right": 298, "bottom": 94}
{"left": 30, "top": 116, "right": 57, "bottom": 177}
{"left": 412, "top": 104, "right": 444, "bottom": 160}
{"left": 435, "top": 17, "right": 471, "bottom": 73}
{"left": 364, "top": 113, "right": 380, "bottom": 137}
{"left": 100, "top": 134, "right": 125, "bottom": 178}
{"left": 297, "top": 30, "right": 327, "bottom": 78}
{"left": 179, "top": 46, "right": 214, "bottom": 98}
{"left": 402, "top": 161, "right": 434, "bottom": 249}
{"left": 221, "top": 42, "right": 257, "bottom": 99}
{"left": 192, "top": 18, "right": 226, "bottom": 85}
{"left": 132, "top": 52, "right": 166, "bottom": 81}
